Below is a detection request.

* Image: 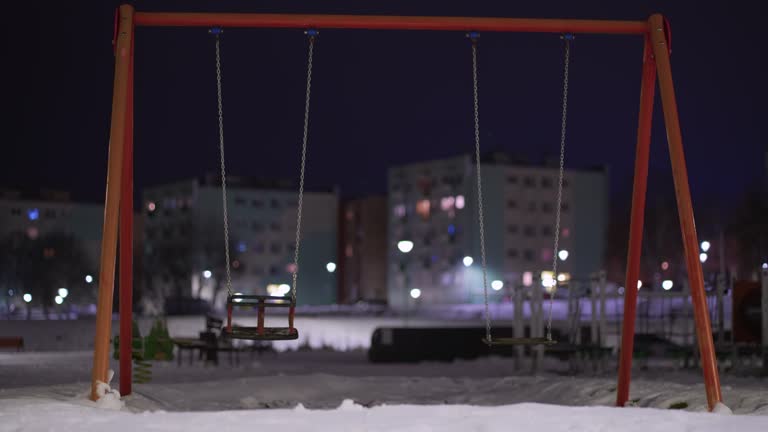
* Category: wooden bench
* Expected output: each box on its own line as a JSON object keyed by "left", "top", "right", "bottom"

{"left": 0, "top": 337, "right": 24, "bottom": 351}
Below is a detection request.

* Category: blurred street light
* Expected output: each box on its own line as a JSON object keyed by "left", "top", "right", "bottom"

{"left": 397, "top": 240, "right": 414, "bottom": 254}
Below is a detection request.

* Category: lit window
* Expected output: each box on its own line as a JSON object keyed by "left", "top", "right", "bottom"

{"left": 561, "top": 228, "right": 570, "bottom": 238}
{"left": 416, "top": 199, "right": 431, "bottom": 220}
{"left": 237, "top": 242, "right": 247, "bottom": 253}
{"left": 448, "top": 224, "right": 456, "bottom": 236}
{"left": 26, "top": 227, "right": 39, "bottom": 240}
{"left": 440, "top": 196, "right": 455, "bottom": 211}
{"left": 346, "top": 210, "right": 355, "bottom": 221}
{"left": 455, "top": 195, "right": 465, "bottom": 209}
{"left": 522, "top": 272, "right": 533, "bottom": 287}
{"left": 346, "top": 244, "right": 353, "bottom": 257}
{"left": 394, "top": 204, "right": 406, "bottom": 218}
{"left": 27, "top": 208, "right": 39, "bottom": 221}
{"left": 540, "top": 248, "right": 553, "bottom": 262}
{"left": 286, "top": 263, "right": 298, "bottom": 273}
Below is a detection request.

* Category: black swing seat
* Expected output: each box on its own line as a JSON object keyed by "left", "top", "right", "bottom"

{"left": 227, "top": 326, "right": 299, "bottom": 341}
{"left": 225, "top": 294, "right": 298, "bottom": 341}
{"left": 483, "top": 337, "right": 557, "bottom": 346}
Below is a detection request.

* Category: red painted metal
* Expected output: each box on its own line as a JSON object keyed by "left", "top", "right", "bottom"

{"left": 288, "top": 305, "right": 295, "bottom": 331}
{"left": 257, "top": 302, "right": 265, "bottom": 336}
{"left": 134, "top": 12, "right": 647, "bottom": 34}
{"left": 648, "top": 13, "right": 722, "bottom": 410}
{"left": 92, "top": 4, "right": 133, "bottom": 402}
{"left": 616, "top": 34, "right": 656, "bottom": 407}
{"left": 227, "top": 303, "right": 233, "bottom": 333}
{"left": 118, "top": 12, "right": 135, "bottom": 397}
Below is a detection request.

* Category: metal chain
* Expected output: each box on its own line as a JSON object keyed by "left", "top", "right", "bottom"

{"left": 213, "top": 31, "right": 233, "bottom": 297}
{"left": 291, "top": 33, "right": 316, "bottom": 302}
{"left": 546, "top": 36, "right": 571, "bottom": 341}
{"left": 470, "top": 35, "right": 492, "bottom": 344}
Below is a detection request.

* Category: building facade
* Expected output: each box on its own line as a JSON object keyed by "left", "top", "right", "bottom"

{"left": 0, "top": 188, "right": 104, "bottom": 309}
{"left": 339, "top": 196, "right": 388, "bottom": 304}
{"left": 142, "top": 175, "right": 338, "bottom": 308}
{"left": 386, "top": 154, "right": 608, "bottom": 308}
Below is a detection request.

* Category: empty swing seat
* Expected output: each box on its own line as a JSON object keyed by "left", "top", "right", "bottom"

{"left": 483, "top": 337, "right": 557, "bottom": 346}
{"left": 225, "top": 294, "right": 299, "bottom": 341}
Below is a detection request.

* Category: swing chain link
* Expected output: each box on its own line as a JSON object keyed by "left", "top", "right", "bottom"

{"left": 213, "top": 31, "right": 233, "bottom": 297}
{"left": 546, "top": 36, "right": 571, "bottom": 341}
{"left": 469, "top": 34, "right": 492, "bottom": 345}
{"left": 291, "top": 32, "right": 316, "bottom": 303}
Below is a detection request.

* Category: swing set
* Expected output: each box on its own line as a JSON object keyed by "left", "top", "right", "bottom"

{"left": 91, "top": 4, "right": 723, "bottom": 412}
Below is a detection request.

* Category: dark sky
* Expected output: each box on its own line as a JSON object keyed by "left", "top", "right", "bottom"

{"left": 3, "top": 1, "right": 766, "bottom": 216}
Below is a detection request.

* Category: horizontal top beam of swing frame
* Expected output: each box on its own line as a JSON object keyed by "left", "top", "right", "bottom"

{"left": 133, "top": 12, "right": 650, "bottom": 35}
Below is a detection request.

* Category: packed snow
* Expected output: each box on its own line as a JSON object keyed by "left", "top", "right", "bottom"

{"left": 2, "top": 397, "right": 767, "bottom": 432}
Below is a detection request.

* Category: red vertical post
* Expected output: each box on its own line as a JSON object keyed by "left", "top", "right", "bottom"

{"left": 91, "top": 4, "right": 134, "bottom": 401}
{"left": 257, "top": 301, "right": 265, "bottom": 336}
{"left": 288, "top": 305, "right": 295, "bottom": 332}
{"left": 118, "top": 17, "right": 135, "bottom": 397}
{"left": 648, "top": 14, "right": 722, "bottom": 410}
{"left": 616, "top": 34, "right": 656, "bottom": 407}
{"left": 226, "top": 302, "right": 233, "bottom": 333}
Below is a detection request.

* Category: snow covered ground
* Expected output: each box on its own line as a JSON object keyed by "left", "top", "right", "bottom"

{"left": 1, "top": 350, "right": 767, "bottom": 431}
{"left": 3, "top": 398, "right": 767, "bottom": 432}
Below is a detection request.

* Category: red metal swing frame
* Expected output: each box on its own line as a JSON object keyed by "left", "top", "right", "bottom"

{"left": 92, "top": 5, "right": 722, "bottom": 411}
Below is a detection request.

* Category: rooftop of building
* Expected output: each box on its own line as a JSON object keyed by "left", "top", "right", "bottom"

{"left": 388, "top": 151, "right": 608, "bottom": 173}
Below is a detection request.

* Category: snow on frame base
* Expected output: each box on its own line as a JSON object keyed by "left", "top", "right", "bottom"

{"left": 1, "top": 398, "right": 766, "bottom": 432}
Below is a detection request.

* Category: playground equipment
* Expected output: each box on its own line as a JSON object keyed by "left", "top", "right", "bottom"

{"left": 93, "top": 5, "right": 723, "bottom": 411}
{"left": 208, "top": 27, "right": 310, "bottom": 341}
{"left": 477, "top": 33, "right": 572, "bottom": 347}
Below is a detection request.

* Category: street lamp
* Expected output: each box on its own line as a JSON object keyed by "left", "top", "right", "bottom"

{"left": 558, "top": 250, "right": 569, "bottom": 261}
{"left": 85, "top": 275, "right": 94, "bottom": 283}
{"left": 700, "top": 253, "right": 708, "bottom": 263}
{"left": 700, "top": 241, "right": 711, "bottom": 252}
{"left": 326, "top": 262, "right": 337, "bottom": 273}
{"left": 203, "top": 270, "right": 212, "bottom": 279}
{"left": 662, "top": 280, "right": 674, "bottom": 291}
{"left": 23, "top": 293, "right": 32, "bottom": 303}
{"left": 491, "top": 280, "right": 503, "bottom": 291}
{"left": 397, "top": 240, "right": 414, "bottom": 254}
{"left": 58, "top": 288, "right": 69, "bottom": 298}
{"left": 410, "top": 288, "right": 421, "bottom": 299}
{"left": 463, "top": 256, "right": 474, "bottom": 267}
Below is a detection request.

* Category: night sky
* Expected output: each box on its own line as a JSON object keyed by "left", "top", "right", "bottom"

{"left": 3, "top": 1, "right": 766, "bottom": 216}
